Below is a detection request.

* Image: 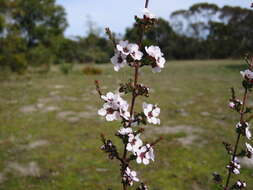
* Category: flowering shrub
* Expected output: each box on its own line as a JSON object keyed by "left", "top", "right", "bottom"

{"left": 95, "top": 0, "right": 164, "bottom": 189}
{"left": 213, "top": 55, "right": 253, "bottom": 190}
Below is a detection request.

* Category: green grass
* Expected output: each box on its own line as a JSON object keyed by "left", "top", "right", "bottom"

{"left": 0, "top": 60, "right": 252, "bottom": 190}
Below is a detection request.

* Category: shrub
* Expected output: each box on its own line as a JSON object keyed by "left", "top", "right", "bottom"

{"left": 27, "top": 44, "right": 54, "bottom": 69}
{"left": 82, "top": 66, "right": 102, "bottom": 75}
{"left": 6, "top": 53, "right": 28, "bottom": 74}
{"left": 59, "top": 62, "right": 73, "bottom": 75}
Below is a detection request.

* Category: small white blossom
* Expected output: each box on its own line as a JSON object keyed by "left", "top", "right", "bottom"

{"left": 227, "top": 158, "right": 241, "bottom": 175}
{"left": 240, "top": 69, "right": 253, "bottom": 82}
{"left": 246, "top": 127, "right": 252, "bottom": 139}
{"left": 246, "top": 142, "right": 253, "bottom": 157}
{"left": 98, "top": 103, "right": 121, "bottom": 121}
{"left": 118, "top": 127, "right": 133, "bottom": 136}
{"left": 123, "top": 167, "right": 139, "bottom": 186}
{"left": 229, "top": 99, "right": 242, "bottom": 109}
{"left": 236, "top": 180, "right": 247, "bottom": 188}
{"left": 142, "top": 8, "right": 156, "bottom": 19}
{"left": 236, "top": 122, "right": 251, "bottom": 139}
{"left": 111, "top": 51, "right": 127, "bottom": 71}
{"left": 145, "top": 46, "right": 166, "bottom": 73}
{"left": 136, "top": 144, "right": 155, "bottom": 165}
{"left": 117, "top": 40, "right": 131, "bottom": 55}
{"left": 98, "top": 92, "right": 130, "bottom": 121}
{"left": 126, "top": 134, "right": 143, "bottom": 153}
{"left": 143, "top": 102, "right": 160, "bottom": 125}
{"left": 229, "top": 102, "right": 235, "bottom": 109}
{"left": 129, "top": 44, "right": 143, "bottom": 61}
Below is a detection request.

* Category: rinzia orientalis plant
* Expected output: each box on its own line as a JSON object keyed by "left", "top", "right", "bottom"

{"left": 213, "top": 55, "right": 253, "bottom": 190}
{"left": 95, "top": 0, "right": 164, "bottom": 189}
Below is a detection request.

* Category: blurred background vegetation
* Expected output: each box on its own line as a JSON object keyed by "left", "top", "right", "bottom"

{"left": 0, "top": 0, "right": 253, "bottom": 74}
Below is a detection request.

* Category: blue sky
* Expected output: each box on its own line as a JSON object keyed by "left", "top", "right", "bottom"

{"left": 56, "top": 0, "right": 252, "bottom": 37}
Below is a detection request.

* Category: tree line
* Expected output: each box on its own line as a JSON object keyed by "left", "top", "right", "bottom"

{"left": 0, "top": 1, "right": 252, "bottom": 73}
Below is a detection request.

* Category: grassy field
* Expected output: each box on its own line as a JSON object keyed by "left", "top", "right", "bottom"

{"left": 0, "top": 60, "right": 252, "bottom": 190}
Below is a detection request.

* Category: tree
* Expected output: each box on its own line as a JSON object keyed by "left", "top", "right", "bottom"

{"left": 125, "top": 18, "right": 176, "bottom": 59}
{"left": 9, "top": 0, "right": 68, "bottom": 49}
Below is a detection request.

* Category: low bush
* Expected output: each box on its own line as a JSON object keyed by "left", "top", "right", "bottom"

{"left": 59, "top": 62, "right": 73, "bottom": 75}
{"left": 82, "top": 66, "right": 102, "bottom": 75}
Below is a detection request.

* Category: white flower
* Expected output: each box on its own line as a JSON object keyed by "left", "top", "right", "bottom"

{"left": 142, "top": 8, "right": 156, "bottom": 19}
{"left": 236, "top": 122, "right": 251, "bottom": 139}
{"left": 143, "top": 102, "right": 160, "bottom": 125}
{"left": 227, "top": 158, "right": 241, "bottom": 175}
{"left": 118, "top": 127, "right": 133, "bottom": 136}
{"left": 246, "top": 127, "right": 252, "bottom": 140}
{"left": 145, "top": 45, "right": 163, "bottom": 59}
{"left": 129, "top": 44, "right": 143, "bottom": 61}
{"left": 98, "top": 103, "right": 121, "bottom": 121}
{"left": 240, "top": 69, "right": 253, "bottom": 81}
{"left": 246, "top": 142, "right": 253, "bottom": 156}
{"left": 136, "top": 144, "right": 155, "bottom": 165}
{"left": 117, "top": 40, "right": 131, "bottom": 55}
{"left": 236, "top": 180, "right": 246, "bottom": 188}
{"left": 119, "top": 102, "right": 131, "bottom": 120}
{"left": 145, "top": 46, "right": 166, "bottom": 73}
{"left": 111, "top": 51, "right": 127, "bottom": 71}
{"left": 229, "top": 102, "right": 235, "bottom": 109}
{"left": 98, "top": 92, "right": 130, "bottom": 121}
{"left": 116, "top": 41, "right": 143, "bottom": 61}
{"left": 123, "top": 167, "right": 139, "bottom": 186}
{"left": 126, "top": 134, "right": 143, "bottom": 153}
{"left": 229, "top": 99, "right": 242, "bottom": 109}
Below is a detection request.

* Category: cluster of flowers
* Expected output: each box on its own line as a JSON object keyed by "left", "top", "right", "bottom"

{"left": 97, "top": 6, "right": 164, "bottom": 189}
{"left": 98, "top": 92, "right": 160, "bottom": 125}
{"left": 111, "top": 9, "right": 165, "bottom": 73}
{"left": 215, "top": 65, "right": 253, "bottom": 189}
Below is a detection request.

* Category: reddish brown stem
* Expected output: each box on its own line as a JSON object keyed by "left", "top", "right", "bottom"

{"left": 224, "top": 88, "right": 248, "bottom": 190}
{"left": 121, "top": 1, "right": 150, "bottom": 190}
{"left": 145, "top": 0, "right": 149, "bottom": 8}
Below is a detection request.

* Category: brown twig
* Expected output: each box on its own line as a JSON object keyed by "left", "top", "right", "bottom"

{"left": 145, "top": 0, "right": 149, "bottom": 8}
{"left": 95, "top": 80, "right": 102, "bottom": 97}
{"left": 224, "top": 88, "right": 248, "bottom": 190}
{"left": 121, "top": 1, "right": 151, "bottom": 190}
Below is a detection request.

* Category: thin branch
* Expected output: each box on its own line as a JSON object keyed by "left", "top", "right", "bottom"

{"left": 95, "top": 80, "right": 102, "bottom": 97}
{"left": 145, "top": 0, "right": 149, "bottom": 8}
{"left": 224, "top": 88, "right": 248, "bottom": 190}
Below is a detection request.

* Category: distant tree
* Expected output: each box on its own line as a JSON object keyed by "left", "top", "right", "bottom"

{"left": 125, "top": 18, "right": 176, "bottom": 59}
{"left": 170, "top": 3, "right": 253, "bottom": 59}
{"left": 170, "top": 3, "right": 219, "bottom": 39}
{"left": 8, "top": 0, "right": 68, "bottom": 49}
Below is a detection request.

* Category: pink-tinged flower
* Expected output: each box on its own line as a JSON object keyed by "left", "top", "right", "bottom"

{"left": 142, "top": 8, "right": 156, "bottom": 19}
{"left": 123, "top": 167, "right": 139, "bottom": 186}
{"left": 111, "top": 51, "right": 127, "bottom": 71}
{"left": 236, "top": 122, "right": 251, "bottom": 139}
{"left": 227, "top": 158, "right": 241, "bottom": 174}
{"left": 126, "top": 134, "right": 143, "bottom": 153}
{"left": 235, "top": 180, "right": 246, "bottom": 189}
{"left": 118, "top": 127, "right": 133, "bottom": 136}
{"left": 136, "top": 144, "right": 155, "bottom": 165}
{"left": 229, "top": 99, "right": 242, "bottom": 108}
{"left": 246, "top": 127, "right": 252, "bottom": 140}
{"left": 240, "top": 69, "right": 253, "bottom": 82}
{"left": 229, "top": 102, "right": 235, "bottom": 109}
{"left": 145, "top": 46, "right": 166, "bottom": 73}
{"left": 98, "top": 103, "right": 121, "bottom": 121}
{"left": 246, "top": 142, "right": 253, "bottom": 158}
{"left": 143, "top": 102, "right": 160, "bottom": 125}
{"left": 129, "top": 44, "right": 143, "bottom": 61}
{"left": 117, "top": 40, "right": 132, "bottom": 56}
{"left": 98, "top": 92, "right": 130, "bottom": 121}
{"left": 119, "top": 102, "right": 131, "bottom": 120}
